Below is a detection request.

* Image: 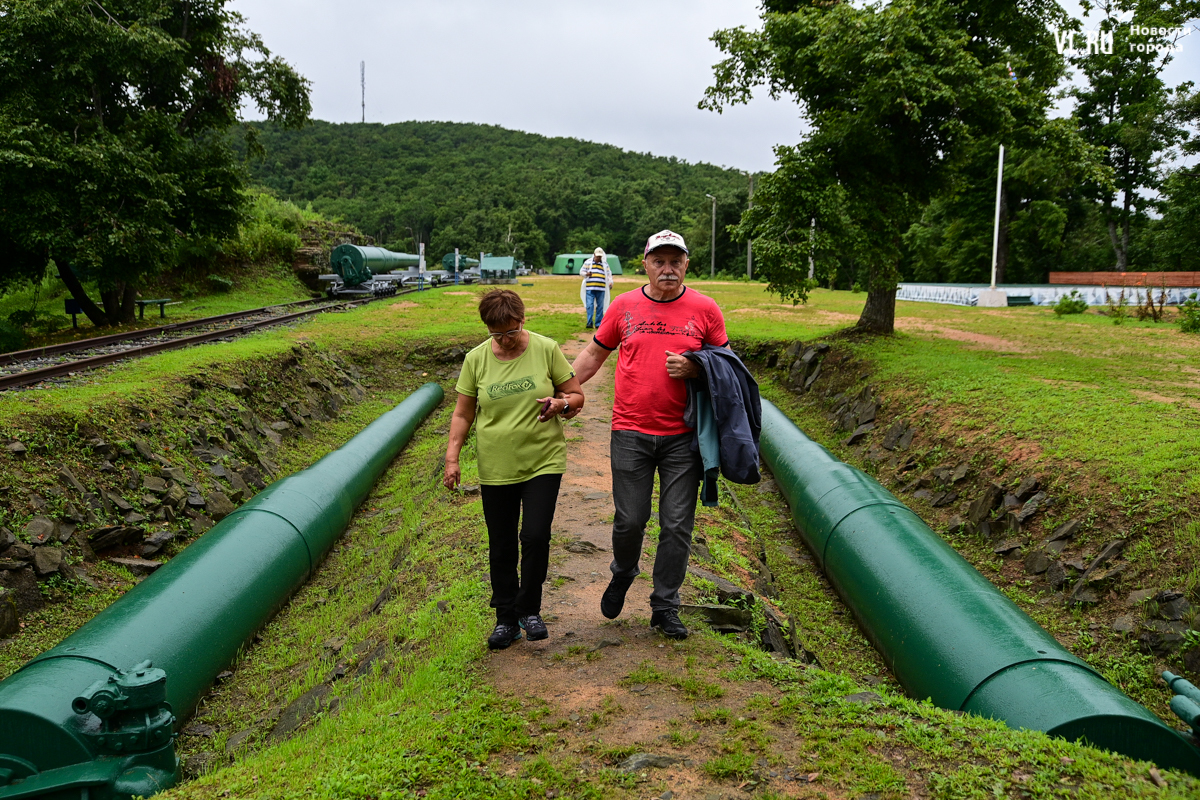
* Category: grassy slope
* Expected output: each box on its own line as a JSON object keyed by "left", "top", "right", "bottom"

{"left": 2, "top": 277, "right": 1198, "bottom": 797}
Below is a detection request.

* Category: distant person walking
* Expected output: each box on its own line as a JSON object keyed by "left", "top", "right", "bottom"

{"left": 565, "top": 230, "right": 729, "bottom": 640}
{"left": 444, "top": 289, "right": 585, "bottom": 649}
{"left": 580, "top": 248, "right": 613, "bottom": 329}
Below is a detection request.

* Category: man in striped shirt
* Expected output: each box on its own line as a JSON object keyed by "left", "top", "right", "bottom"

{"left": 581, "top": 248, "right": 613, "bottom": 329}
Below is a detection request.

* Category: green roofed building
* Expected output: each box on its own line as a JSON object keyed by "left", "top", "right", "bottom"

{"left": 552, "top": 252, "right": 623, "bottom": 275}
{"left": 480, "top": 255, "right": 517, "bottom": 283}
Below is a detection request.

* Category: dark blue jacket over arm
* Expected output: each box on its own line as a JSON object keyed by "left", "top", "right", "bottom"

{"left": 682, "top": 345, "right": 762, "bottom": 504}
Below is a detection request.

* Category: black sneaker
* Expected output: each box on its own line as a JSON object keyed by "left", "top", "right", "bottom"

{"left": 600, "top": 576, "right": 635, "bottom": 620}
{"left": 650, "top": 608, "right": 689, "bottom": 640}
{"left": 488, "top": 621, "right": 522, "bottom": 649}
{"left": 519, "top": 614, "right": 549, "bottom": 641}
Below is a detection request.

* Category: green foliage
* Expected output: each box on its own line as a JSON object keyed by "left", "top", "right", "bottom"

{"left": 705, "top": 0, "right": 1060, "bottom": 331}
{"left": 1070, "top": 2, "right": 1193, "bottom": 270}
{"left": 207, "top": 275, "right": 234, "bottom": 293}
{"left": 1052, "top": 290, "right": 1089, "bottom": 316}
{"left": 905, "top": 120, "right": 1112, "bottom": 284}
{"left": 1104, "top": 288, "right": 1131, "bottom": 325}
{"left": 0, "top": 320, "right": 26, "bottom": 354}
{"left": 1180, "top": 292, "right": 1200, "bottom": 334}
{"left": 7, "top": 308, "right": 64, "bottom": 334}
{"left": 703, "top": 752, "right": 755, "bottom": 780}
{"left": 0, "top": 0, "right": 310, "bottom": 325}
{"left": 221, "top": 190, "right": 310, "bottom": 266}
{"left": 851, "top": 282, "right": 863, "bottom": 294}
{"left": 237, "top": 121, "right": 748, "bottom": 269}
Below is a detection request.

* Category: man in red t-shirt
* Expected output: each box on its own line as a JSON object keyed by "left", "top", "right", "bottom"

{"left": 567, "top": 229, "right": 728, "bottom": 639}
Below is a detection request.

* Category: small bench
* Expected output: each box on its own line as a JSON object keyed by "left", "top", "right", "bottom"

{"left": 136, "top": 298, "right": 173, "bottom": 320}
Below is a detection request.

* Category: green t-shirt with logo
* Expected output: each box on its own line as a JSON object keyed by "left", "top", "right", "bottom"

{"left": 456, "top": 331, "right": 576, "bottom": 485}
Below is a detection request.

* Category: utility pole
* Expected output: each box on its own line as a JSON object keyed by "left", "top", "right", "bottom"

{"left": 978, "top": 144, "right": 1009, "bottom": 307}
{"left": 808, "top": 217, "right": 816, "bottom": 281}
{"left": 705, "top": 193, "right": 717, "bottom": 277}
{"left": 360, "top": 61, "right": 365, "bottom": 123}
{"left": 746, "top": 174, "right": 753, "bottom": 280}
{"left": 990, "top": 144, "right": 1004, "bottom": 290}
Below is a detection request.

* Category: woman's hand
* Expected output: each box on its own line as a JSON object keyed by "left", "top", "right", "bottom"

{"left": 443, "top": 459, "right": 461, "bottom": 489}
{"left": 559, "top": 391, "right": 582, "bottom": 420}
{"left": 536, "top": 396, "right": 568, "bottom": 422}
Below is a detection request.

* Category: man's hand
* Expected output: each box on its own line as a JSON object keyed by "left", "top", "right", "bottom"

{"left": 665, "top": 351, "right": 700, "bottom": 380}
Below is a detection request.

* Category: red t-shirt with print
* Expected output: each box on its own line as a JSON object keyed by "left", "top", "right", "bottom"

{"left": 593, "top": 285, "right": 728, "bottom": 436}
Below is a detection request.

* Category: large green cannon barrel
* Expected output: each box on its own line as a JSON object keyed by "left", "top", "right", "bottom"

{"left": 760, "top": 399, "right": 1200, "bottom": 775}
{"left": 331, "top": 244, "right": 421, "bottom": 286}
{"left": 0, "top": 383, "right": 445, "bottom": 799}
{"left": 441, "top": 253, "right": 479, "bottom": 273}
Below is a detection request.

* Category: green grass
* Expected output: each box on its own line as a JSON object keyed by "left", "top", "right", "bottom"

{"left": 3, "top": 275, "right": 1200, "bottom": 797}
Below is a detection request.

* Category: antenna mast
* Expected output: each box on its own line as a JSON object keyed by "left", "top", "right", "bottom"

{"left": 360, "top": 61, "right": 365, "bottom": 123}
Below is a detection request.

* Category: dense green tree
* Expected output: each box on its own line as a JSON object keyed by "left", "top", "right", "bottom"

{"left": 238, "top": 121, "right": 749, "bottom": 270}
{"left": 704, "top": 0, "right": 1059, "bottom": 331}
{"left": 0, "top": 0, "right": 309, "bottom": 325}
{"left": 1151, "top": 87, "right": 1200, "bottom": 269}
{"left": 905, "top": 119, "right": 1111, "bottom": 284}
{"left": 1069, "top": 0, "right": 1198, "bottom": 270}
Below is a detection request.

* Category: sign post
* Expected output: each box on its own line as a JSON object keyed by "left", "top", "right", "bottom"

{"left": 418, "top": 242, "right": 426, "bottom": 291}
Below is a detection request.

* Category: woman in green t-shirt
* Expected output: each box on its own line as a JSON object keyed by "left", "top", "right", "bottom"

{"left": 444, "top": 289, "right": 585, "bottom": 649}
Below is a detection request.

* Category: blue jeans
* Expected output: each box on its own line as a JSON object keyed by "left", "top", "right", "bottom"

{"left": 585, "top": 289, "right": 606, "bottom": 327}
{"left": 609, "top": 430, "right": 702, "bottom": 611}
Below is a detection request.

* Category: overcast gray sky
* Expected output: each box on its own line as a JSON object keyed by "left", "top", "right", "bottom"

{"left": 231, "top": 1, "right": 1199, "bottom": 174}
{"left": 230, "top": 0, "right": 802, "bottom": 174}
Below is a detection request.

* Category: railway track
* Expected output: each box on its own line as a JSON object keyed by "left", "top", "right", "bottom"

{"left": 0, "top": 288, "right": 430, "bottom": 392}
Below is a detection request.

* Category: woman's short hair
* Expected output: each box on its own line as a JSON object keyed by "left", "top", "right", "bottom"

{"left": 478, "top": 289, "right": 525, "bottom": 328}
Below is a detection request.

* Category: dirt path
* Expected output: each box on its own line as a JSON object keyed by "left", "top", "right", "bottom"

{"left": 483, "top": 335, "right": 822, "bottom": 800}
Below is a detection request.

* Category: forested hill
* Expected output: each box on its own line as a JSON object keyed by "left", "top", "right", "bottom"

{"left": 239, "top": 120, "right": 753, "bottom": 269}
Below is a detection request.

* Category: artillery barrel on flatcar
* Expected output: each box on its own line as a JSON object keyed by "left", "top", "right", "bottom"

{"left": 330, "top": 244, "right": 421, "bottom": 287}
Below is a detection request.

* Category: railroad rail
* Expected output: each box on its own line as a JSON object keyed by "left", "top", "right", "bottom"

{"left": 0, "top": 297, "right": 328, "bottom": 368}
{"left": 0, "top": 288, "right": 432, "bottom": 392}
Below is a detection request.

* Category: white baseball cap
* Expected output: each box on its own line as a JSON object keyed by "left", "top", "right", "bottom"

{"left": 644, "top": 229, "right": 688, "bottom": 256}
{"left": 593, "top": 247, "right": 605, "bottom": 257}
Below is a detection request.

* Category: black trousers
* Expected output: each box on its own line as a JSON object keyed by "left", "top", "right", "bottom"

{"left": 480, "top": 472, "right": 562, "bottom": 624}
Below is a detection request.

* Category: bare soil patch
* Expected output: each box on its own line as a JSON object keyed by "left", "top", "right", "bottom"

{"left": 1132, "top": 389, "right": 1200, "bottom": 410}
{"left": 527, "top": 303, "right": 586, "bottom": 315}
{"left": 896, "top": 319, "right": 1027, "bottom": 352}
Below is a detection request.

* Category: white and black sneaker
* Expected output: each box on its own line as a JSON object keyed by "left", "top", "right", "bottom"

{"left": 488, "top": 621, "right": 522, "bottom": 649}
{"left": 519, "top": 614, "right": 549, "bottom": 641}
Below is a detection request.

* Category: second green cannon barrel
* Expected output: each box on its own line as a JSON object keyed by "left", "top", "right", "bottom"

{"left": 759, "top": 399, "right": 1200, "bottom": 775}
{"left": 0, "top": 383, "right": 444, "bottom": 800}
{"left": 331, "top": 244, "right": 421, "bottom": 286}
